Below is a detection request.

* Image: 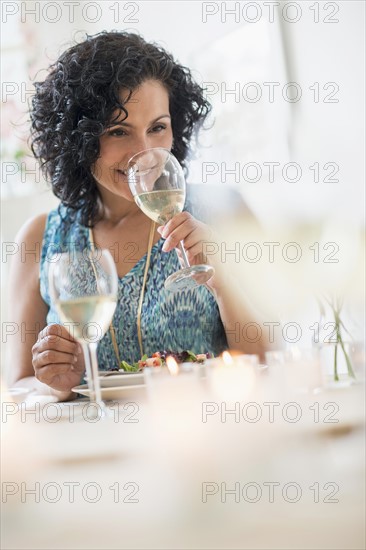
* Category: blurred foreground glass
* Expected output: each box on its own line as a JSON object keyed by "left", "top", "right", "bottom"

{"left": 143, "top": 359, "right": 206, "bottom": 404}
{"left": 127, "top": 148, "right": 215, "bottom": 292}
{"left": 265, "top": 348, "right": 323, "bottom": 395}
{"left": 48, "top": 250, "right": 118, "bottom": 417}
{"left": 206, "top": 353, "right": 259, "bottom": 401}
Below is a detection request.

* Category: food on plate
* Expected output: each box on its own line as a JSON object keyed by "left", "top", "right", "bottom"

{"left": 117, "top": 350, "right": 213, "bottom": 373}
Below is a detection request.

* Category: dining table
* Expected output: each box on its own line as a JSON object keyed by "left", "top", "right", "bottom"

{"left": 1, "top": 363, "right": 365, "bottom": 550}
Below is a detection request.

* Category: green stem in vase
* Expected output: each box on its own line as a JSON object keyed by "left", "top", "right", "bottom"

{"left": 320, "top": 295, "right": 356, "bottom": 382}
{"left": 334, "top": 333, "right": 339, "bottom": 381}
{"left": 338, "top": 332, "right": 356, "bottom": 379}
{"left": 330, "top": 301, "right": 356, "bottom": 381}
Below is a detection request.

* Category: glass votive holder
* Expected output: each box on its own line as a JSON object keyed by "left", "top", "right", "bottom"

{"left": 263, "top": 350, "right": 288, "bottom": 399}
{"left": 205, "top": 353, "right": 258, "bottom": 401}
{"left": 143, "top": 362, "right": 203, "bottom": 405}
{"left": 265, "top": 347, "right": 323, "bottom": 395}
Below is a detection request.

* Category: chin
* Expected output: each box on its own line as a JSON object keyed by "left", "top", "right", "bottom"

{"left": 95, "top": 180, "right": 134, "bottom": 202}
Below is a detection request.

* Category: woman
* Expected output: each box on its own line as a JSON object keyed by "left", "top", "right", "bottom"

{"left": 10, "top": 31, "right": 267, "bottom": 400}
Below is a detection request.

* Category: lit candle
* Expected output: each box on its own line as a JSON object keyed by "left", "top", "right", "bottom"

{"left": 144, "top": 356, "right": 200, "bottom": 405}
{"left": 207, "top": 351, "right": 258, "bottom": 401}
{"left": 166, "top": 356, "right": 179, "bottom": 376}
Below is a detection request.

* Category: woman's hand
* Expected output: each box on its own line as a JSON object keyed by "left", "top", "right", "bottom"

{"left": 157, "top": 212, "right": 219, "bottom": 289}
{"left": 32, "top": 324, "right": 84, "bottom": 392}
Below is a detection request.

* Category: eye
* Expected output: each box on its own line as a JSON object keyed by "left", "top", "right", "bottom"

{"left": 107, "top": 127, "right": 127, "bottom": 137}
{"left": 150, "top": 124, "right": 166, "bottom": 133}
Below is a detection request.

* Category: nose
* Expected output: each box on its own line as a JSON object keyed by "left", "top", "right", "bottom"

{"left": 126, "top": 136, "right": 150, "bottom": 164}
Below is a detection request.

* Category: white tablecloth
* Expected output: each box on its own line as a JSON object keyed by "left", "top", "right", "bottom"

{"left": 1, "top": 377, "right": 365, "bottom": 549}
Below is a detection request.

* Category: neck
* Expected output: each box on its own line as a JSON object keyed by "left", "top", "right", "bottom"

{"left": 96, "top": 192, "right": 142, "bottom": 226}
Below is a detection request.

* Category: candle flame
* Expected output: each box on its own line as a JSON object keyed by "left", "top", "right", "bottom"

{"left": 222, "top": 351, "right": 234, "bottom": 365}
{"left": 166, "top": 356, "right": 179, "bottom": 376}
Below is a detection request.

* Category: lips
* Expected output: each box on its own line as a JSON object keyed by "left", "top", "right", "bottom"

{"left": 111, "top": 168, "right": 128, "bottom": 184}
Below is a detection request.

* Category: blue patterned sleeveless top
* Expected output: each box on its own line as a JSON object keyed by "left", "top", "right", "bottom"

{"left": 40, "top": 202, "right": 228, "bottom": 370}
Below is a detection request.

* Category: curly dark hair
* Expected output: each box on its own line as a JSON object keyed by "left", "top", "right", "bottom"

{"left": 30, "top": 31, "right": 211, "bottom": 226}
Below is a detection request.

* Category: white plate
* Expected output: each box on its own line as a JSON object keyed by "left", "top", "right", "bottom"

{"left": 84, "top": 372, "right": 144, "bottom": 388}
{"left": 72, "top": 384, "right": 146, "bottom": 401}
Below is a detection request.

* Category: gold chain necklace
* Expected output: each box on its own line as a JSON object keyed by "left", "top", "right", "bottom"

{"left": 88, "top": 220, "right": 156, "bottom": 367}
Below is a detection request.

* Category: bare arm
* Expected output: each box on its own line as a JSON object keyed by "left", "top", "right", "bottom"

{"left": 207, "top": 271, "right": 269, "bottom": 359}
{"left": 7, "top": 214, "right": 83, "bottom": 400}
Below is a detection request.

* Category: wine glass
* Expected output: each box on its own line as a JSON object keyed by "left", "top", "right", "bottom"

{"left": 48, "top": 249, "right": 118, "bottom": 417}
{"left": 127, "top": 148, "right": 215, "bottom": 292}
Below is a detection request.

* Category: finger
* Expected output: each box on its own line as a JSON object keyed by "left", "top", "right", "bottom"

{"left": 38, "top": 324, "right": 78, "bottom": 344}
{"left": 35, "top": 324, "right": 80, "bottom": 354}
{"left": 185, "top": 250, "right": 202, "bottom": 266}
{"left": 162, "top": 220, "right": 195, "bottom": 252}
{"left": 184, "top": 241, "right": 210, "bottom": 260}
{"left": 33, "top": 349, "right": 78, "bottom": 369}
{"left": 33, "top": 335, "right": 80, "bottom": 357}
{"left": 160, "top": 212, "right": 193, "bottom": 238}
{"left": 180, "top": 230, "right": 212, "bottom": 253}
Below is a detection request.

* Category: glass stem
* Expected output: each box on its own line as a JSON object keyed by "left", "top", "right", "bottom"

{"left": 89, "top": 342, "right": 103, "bottom": 406}
{"left": 178, "top": 241, "right": 190, "bottom": 268}
{"left": 81, "top": 342, "right": 95, "bottom": 401}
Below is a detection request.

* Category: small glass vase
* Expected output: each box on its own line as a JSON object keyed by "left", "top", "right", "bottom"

{"left": 317, "top": 341, "right": 356, "bottom": 388}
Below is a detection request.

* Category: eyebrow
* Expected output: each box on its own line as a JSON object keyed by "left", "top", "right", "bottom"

{"left": 108, "top": 114, "right": 171, "bottom": 128}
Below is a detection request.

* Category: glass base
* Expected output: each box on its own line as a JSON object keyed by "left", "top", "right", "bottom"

{"left": 84, "top": 400, "right": 114, "bottom": 420}
{"left": 164, "top": 265, "right": 215, "bottom": 292}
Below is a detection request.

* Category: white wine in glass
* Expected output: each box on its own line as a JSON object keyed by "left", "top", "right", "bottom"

{"left": 48, "top": 250, "right": 118, "bottom": 417}
{"left": 127, "top": 148, "right": 214, "bottom": 292}
{"left": 56, "top": 295, "right": 117, "bottom": 341}
{"left": 135, "top": 189, "right": 185, "bottom": 224}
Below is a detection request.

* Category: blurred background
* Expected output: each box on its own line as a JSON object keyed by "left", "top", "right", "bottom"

{"left": 1, "top": 1, "right": 365, "bottom": 366}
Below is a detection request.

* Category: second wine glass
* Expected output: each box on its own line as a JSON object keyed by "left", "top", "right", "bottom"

{"left": 48, "top": 249, "right": 118, "bottom": 417}
{"left": 127, "top": 148, "right": 214, "bottom": 292}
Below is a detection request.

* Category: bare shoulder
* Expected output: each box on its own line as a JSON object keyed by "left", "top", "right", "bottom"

{"left": 11, "top": 213, "right": 49, "bottom": 270}
{"left": 15, "top": 213, "right": 48, "bottom": 244}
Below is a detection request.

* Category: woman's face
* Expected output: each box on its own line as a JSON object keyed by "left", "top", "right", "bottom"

{"left": 92, "top": 79, "right": 173, "bottom": 201}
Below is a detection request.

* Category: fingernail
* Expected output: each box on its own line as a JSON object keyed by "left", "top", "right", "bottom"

{"left": 157, "top": 226, "right": 164, "bottom": 235}
{"left": 73, "top": 356, "right": 78, "bottom": 363}
{"left": 162, "top": 241, "right": 170, "bottom": 252}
